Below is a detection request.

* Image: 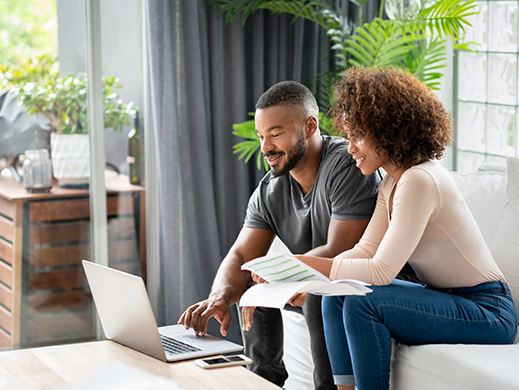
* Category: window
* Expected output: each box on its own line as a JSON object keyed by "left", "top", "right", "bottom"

{"left": 0, "top": 0, "right": 146, "bottom": 351}
{"left": 455, "top": 0, "right": 519, "bottom": 171}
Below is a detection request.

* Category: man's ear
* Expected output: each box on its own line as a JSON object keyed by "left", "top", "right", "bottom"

{"left": 305, "top": 115, "right": 318, "bottom": 138}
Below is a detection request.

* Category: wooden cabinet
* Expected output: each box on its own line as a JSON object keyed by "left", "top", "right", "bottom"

{"left": 0, "top": 174, "right": 145, "bottom": 348}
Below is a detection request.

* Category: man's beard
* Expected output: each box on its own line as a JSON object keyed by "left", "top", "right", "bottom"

{"left": 269, "top": 135, "right": 307, "bottom": 177}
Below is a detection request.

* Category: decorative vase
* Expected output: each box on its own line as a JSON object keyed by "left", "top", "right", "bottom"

{"left": 50, "top": 133, "right": 90, "bottom": 187}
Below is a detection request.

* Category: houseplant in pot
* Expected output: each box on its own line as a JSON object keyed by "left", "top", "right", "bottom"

{"left": 2, "top": 56, "right": 136, "bottom": 186}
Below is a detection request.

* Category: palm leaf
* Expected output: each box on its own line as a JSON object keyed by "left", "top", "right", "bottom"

{"left": 259, "top": 1, "right": 334, "bottom": 28}
{"left": 403, "top": 38, "right": 446, "bottom": 90}
{"left": 256, "top": 148, "right": 269, "bottom": 171}
{"left": 230, "top": 116, "right": 269, "bottom": 170}
{"left": 233, "top": 139, "right": 260, "bottom": 161}
{"left": 209, "top": 0, "right": 271, "bottom": 24}
{"left": 346, "top": 19, "right": 415, "bottom": 68}
{"left": 404, "top": 0, "right": 478, "bottom": 40}
{"left": 231, "top": 117, "right": 256, "bottom": 139}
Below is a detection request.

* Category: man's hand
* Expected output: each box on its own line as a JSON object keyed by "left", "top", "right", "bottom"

{"left": 287, "top": 292, "right": 308, "bottom": 307}
{"left": 177, "top": 294, "right": 232, "bottom": 337}
{"left": 240, "top": 271, "right": 267, "bottom": 331}
{"left": 241, "top": 306, "right": 255, "bottom": 332}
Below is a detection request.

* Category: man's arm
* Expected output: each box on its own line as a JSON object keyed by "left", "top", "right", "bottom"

{"left": 306, "top": 218, "right": 369, "bottom": 257}
{"left": 177, "top": 227, "right": 274, "bottom": 336}
{"left": 283, "top": 218, "right": 369, "bottom": 308}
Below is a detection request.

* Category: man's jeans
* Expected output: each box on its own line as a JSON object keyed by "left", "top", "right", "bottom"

{"left": 322, "top": 280, "right": 518, "bottom": 390}
{"left": 240, "top": 294, "right": 335, "bottom": 389}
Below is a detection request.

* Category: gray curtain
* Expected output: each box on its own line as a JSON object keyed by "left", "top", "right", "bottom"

{"left": 146, "top": 0, "right": 362, "bottom": 342}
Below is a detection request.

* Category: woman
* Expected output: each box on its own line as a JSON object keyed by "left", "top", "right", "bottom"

{"left": 296, "top": 68, "right": 517, "bottom": 390}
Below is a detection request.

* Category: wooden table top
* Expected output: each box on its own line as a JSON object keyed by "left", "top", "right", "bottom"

{"left": 0, "top": 171, "right": 144, "bottom": 201}
{"left": 0, "top": 340, "right": 279, "bottom": 389}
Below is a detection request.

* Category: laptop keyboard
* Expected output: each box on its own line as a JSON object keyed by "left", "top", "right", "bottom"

{"left": 160, "top": 334, "right": 201, "bottom": 355}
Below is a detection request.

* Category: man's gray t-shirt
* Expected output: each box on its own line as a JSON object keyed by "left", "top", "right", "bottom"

{"left": 243, "top": 135, "right": 380, "bottom": 254}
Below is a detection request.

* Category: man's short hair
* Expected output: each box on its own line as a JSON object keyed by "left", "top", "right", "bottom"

{"left": 255, "top": 81, "right": 319, "bottom": 117}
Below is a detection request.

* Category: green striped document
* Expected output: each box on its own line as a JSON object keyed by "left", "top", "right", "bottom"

{"left": 241, "top": 253, "right": 329, "bottom": 283}
{"left": 239, "top": 254, "right": 372, "bottom": 308}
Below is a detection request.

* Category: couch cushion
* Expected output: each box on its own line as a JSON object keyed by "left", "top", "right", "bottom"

{"left": 493, "top": 157, "right": 519, "bottom": 316}
{"left": 391, "top": 342, "right": 519, "bottom": 390}
{"left": 450, "top": 169, "right": 507, "bottom": 252}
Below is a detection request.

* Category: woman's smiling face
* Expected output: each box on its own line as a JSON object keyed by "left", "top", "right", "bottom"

{"left": 346, "top": 134, "right": 389, "bottom": 176}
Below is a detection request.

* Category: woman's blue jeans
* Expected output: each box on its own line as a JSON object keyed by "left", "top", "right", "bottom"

{"left": 322, "top": 280, "right": 517, "bottom": 390}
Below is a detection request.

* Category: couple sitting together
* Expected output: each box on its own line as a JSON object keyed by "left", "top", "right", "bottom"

{"left": 178, "top": 68, "right": 517, "bottom": 390}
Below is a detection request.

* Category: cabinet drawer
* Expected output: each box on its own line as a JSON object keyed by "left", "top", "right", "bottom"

{"left": 0, "top": 215, "right": 13, "bottom": 243}
{"left": 28, "top": 290, "right": 91, "bottom": 312}
{"left": 30, "top": 195, "right": 134, "bottom": 222}
{"left": 0, "top": 239, "right": 13, "bottom": 265}
{"left": 0, "top": 197, "right": 14, "bottom": 220}
{"left": 0, "top": 284, "right": 12, "bottom": 311}
{"left": 0, "top": 261, "right": 13, "bottom": 289}
{"left": 29, "top": 238, "right": 137, "bottom": 268}
{"left": 0, "top": 305, "right": 12, "bottom": 335}
{"left": 28, "top": 268, "right": 87, "bottom": 290}
{"left": 25, "top": 307, "right": 93, "bottom": 343}
{"left": 29, "top": 217, "right": 136, "bottom": 245}
{"left": 0, "top": 327, "right": 11, "bottom": 348}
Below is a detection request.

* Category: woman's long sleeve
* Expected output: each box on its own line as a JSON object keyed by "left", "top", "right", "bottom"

{"left": 330, "top": 168, "right": 439, "bottom": 285}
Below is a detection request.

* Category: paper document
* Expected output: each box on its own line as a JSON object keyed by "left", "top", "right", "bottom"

{"left": 240, "top": 254, "right": 372, "bottom": 308}
{"left": 242, "top": 253, "right": 329, "bottom": 283}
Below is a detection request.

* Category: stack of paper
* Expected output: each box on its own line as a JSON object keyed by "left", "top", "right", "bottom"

{"left": 239, "top": 254, "right": 372, "bottom": 308}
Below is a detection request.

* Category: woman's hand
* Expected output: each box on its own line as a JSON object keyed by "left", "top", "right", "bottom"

{"left": 294, "top": 254, "right": 333, "bottom": 278}
{"left": 251, "top": 272, "right": 267, "bottom": 284}
{"left": 288, "top": 292, "right": 308, "bottom": 307}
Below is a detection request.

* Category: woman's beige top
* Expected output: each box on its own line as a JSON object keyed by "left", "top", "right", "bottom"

{"left": 330, "top": 161, "right": 504, "bottom": 287}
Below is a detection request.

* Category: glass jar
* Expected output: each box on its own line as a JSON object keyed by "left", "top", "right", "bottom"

{"left": 23, "top": 149, "right": 52, "bottom": 193}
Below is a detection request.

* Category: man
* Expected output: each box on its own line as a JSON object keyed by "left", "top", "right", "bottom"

{"left": 178, "top": 81, "right": 379, "bottom": 389}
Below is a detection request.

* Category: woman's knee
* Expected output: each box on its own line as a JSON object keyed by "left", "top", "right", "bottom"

{"left": 322, "top": 295, "right": 345, "bottom": 318}
{"left": 342, "top": 295, "right": 378, "bottom": 328}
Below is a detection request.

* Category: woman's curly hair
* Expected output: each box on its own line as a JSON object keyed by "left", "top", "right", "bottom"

{"left": 333, "top": 67, "right": 453, "bottom": 169}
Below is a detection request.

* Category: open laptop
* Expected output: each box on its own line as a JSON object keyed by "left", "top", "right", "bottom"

{"left": 82, "top": 260, "right": 242, "bottom": 362}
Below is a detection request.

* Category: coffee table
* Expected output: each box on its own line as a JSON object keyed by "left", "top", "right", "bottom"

{"left": 0, "top": 340, "right": 280, "bottom": 389}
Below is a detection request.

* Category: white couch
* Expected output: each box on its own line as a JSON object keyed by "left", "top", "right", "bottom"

{"left": 280, "top": 157, "right": 519, "bottom": 390}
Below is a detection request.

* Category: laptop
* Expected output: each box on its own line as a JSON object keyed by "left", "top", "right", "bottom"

{"left": 82, "top": 260, "right": 242, "bottom": 362}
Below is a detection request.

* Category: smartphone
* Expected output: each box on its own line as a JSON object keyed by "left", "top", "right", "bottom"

{"left": 195, "top": 354, "right": 253, "bottom": 369}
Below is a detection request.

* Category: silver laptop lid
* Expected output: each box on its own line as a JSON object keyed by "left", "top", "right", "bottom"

{"left": 83, "top": 260, "right": 167, "bottom": 361}
{"left": 82, "top": 260, "right": 242, "bottom": 362}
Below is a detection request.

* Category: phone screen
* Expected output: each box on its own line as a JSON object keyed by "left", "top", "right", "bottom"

{"left": 202, "top": 355, "right": 245, "bottom": 365}
{"left": 203, "top": 357, "right": 228, "bottom": 365}
{"left": 224, "top": 355, "right": 246, "bottom": 362}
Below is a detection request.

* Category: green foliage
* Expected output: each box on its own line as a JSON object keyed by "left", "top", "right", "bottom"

{"left": 231, "top": 114, "right": 267, "bottom": 171}
{"left": 0, "top": 0, "right": 57, "bottom": 66}
{"left": 412, "top": 0, "right": 478, "bottom": 40}
{"left": 345, "top": 1, "right": 477, "bottom": 89}
{"left": 0, "top": 54, "right": 57, "bottom": 88}
{"left": 345, "top": 19, "right": 417, "bottom": 68}
{"left": 1, "top": 56, "right": 136, "bottom": 134}
{"left": 403, "top": 38, "right": 446, "bottom": 90}
{"left": 211, "top": 0, "right": 478, "bottom": 169}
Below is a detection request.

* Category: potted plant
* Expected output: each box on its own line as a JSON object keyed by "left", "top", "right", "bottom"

{"left": 1, "top": 56, "right": 136, "bottom": 186}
